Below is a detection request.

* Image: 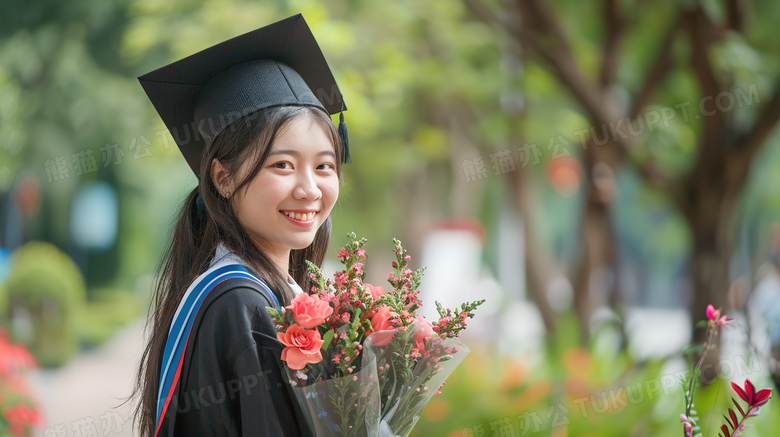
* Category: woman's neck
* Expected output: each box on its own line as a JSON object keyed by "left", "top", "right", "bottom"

{"left": 249, "top": 234, "right": 290, "bottom": 276}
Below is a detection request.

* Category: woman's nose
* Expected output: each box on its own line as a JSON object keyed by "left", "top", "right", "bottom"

{"left": 293, "top": 168, "right": 321, "bottom": 200}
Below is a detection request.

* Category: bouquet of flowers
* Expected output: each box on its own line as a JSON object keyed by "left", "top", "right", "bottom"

{"left": 267, "top": 232, "right": 484, "bottom": 437}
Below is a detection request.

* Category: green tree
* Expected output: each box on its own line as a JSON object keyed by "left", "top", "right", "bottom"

{"left": 464, "top": 0, "right": 780, "bottom": 347}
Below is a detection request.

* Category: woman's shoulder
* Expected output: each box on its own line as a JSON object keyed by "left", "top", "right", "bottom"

{"left": 198, "top": 278, "right": 280, "bottom": 336}
{"left": 202, "top": 241, "right": 283, "bottom": 304}
{"left": 207, "top": 284, "right": 277, "bottom": 319}
{"left": 200, "top": 278, "right": 278, "bottom": 324}
{"left": 192, "top": 255, "right": 279, "bottom": 304}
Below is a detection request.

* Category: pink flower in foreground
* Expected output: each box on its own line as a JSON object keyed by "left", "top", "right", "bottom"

{"left": 285, "top": 293, "right": 333, "bottom": 329}
{"left": 706, "top": 304, "right": 720, "bottom": 321}
{"left": 414, "top": 315, "right": 436, "bottom": 351}
{"left": 363, "top": 283, "right": 384, "bottom": 303}
{"left": 334, "top": 272, "right": 349, "bottom": 290}
{"left": 369, "top": 305, "right": 395, "bottom": 346}
{"left": 277, "top": 324, "right": 324, "bottom": 370}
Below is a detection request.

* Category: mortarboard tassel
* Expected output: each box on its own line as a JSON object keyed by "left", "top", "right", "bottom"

{"left": 338, "top": 99, "right": 351, "bottom": 164}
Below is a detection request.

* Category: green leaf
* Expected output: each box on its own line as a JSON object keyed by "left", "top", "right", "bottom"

{"left": 695, "top": 320, "right": 707, "bottom": 328}
{"left": 321, "top": 329, "right": 335, "bottom": 351}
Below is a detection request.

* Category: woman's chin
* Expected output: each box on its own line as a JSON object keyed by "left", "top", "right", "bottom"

{"left": 286, "top": 235, "right": 317, "bottom": 251}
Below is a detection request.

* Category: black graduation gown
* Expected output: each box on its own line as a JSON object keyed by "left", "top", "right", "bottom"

{"left": 157, "top": 276, "right": 316, "bottom": 437}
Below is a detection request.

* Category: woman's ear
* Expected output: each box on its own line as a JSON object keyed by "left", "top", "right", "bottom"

{"left": 210, "top": 158, "right": 233, "bottom": 198}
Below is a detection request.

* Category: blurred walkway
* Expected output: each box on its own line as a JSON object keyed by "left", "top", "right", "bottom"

{"left": 25, "top": 318, "right": 146, "bottom": 437}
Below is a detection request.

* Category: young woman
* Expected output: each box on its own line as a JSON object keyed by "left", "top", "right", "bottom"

{"left": 125, "top": 14, "right": 350, "bottom": 437}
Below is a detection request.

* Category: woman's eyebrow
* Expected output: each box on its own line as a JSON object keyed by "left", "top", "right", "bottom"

{"left": 268, "top": 149, "right": 336, "bottom": 158}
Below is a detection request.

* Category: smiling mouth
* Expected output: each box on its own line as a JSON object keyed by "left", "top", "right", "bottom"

{"left": 279, "top": 211, "right": 317, "bottom": 221}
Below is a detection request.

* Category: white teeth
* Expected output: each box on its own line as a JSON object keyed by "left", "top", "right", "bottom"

{"left": 282, "top": 211, "right": 316, "bottom": 221}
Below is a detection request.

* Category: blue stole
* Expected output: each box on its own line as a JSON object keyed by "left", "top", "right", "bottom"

{"left": 154, "top": 264, "right": 280, "bottom": 437}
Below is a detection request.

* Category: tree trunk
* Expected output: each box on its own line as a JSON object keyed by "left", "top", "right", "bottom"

{"left": 571, "top": 144, "right": 620, "bottom": 342}
{"left": 679, "top": 139, "right": 752, "bottom": 334}
{"left": 572, "top": 196, "right": 614, "bottom": 341}
{"left": 679, "top": 140, "right": 751, "bottom": 380}
{"left": 508, "top": 166, "right": 557, "bottom": 332}
{"left": 684, "top": 204, "right": 734, "bottom": 380}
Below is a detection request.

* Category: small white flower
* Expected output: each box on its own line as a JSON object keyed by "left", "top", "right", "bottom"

{"left": 296, "top": 371, "right": 308, "bottom": 380}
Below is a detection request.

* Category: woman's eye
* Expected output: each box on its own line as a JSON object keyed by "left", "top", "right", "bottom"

{"left": 318, "top": 163, "right": 334, "bottom": 170}
{"left": 274, "top": 162, "right": 291, "bottom": 169}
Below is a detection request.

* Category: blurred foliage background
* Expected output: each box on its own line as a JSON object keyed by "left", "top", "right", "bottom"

{"left": 2, "top": 0, "right": 780, "bottom": 436}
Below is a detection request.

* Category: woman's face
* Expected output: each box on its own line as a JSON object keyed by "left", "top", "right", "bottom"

{"left": 223, "top": 113, "right": 340, "bottom": 267}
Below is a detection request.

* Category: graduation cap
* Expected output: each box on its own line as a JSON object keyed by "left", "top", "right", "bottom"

{"left": 137, "top": 13, "right": 350, "bottom": 178}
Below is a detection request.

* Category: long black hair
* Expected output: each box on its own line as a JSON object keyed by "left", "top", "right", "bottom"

{"left": 124, "top": 105, "right": 343, "bottom": 437}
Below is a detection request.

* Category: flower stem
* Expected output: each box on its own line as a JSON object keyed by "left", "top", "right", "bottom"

{"left": 732, "top": 406, "right": 755, "bottom": 435}
{"left": 684, "top": 325, "right": 716, "bottom": 430}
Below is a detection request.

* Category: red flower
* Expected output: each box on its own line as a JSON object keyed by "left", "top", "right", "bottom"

{"left": 718, "top": 378, "right": 772, "bottom": 437}
{"left": 731, "top": 379, "right": 772, "bottom": 407}
{"left": 0, "top": 328, "right": 37, "bottom": 376}
{"left": 3, "top": 403, "right": 43, "bottom": 435}
{"left": 706, "top": 304, "right": 720, "bottom": 321}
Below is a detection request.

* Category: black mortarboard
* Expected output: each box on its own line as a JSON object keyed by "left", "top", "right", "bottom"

{"left": 137, "top": 13, "right": 350, "bottom": 177}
